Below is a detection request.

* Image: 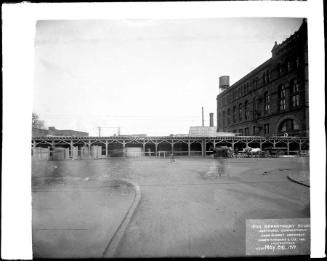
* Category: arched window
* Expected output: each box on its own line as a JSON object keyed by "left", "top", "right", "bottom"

{"left": 244, "top": 100, "right": 249, "bottom": 120}
{"left": 264, "top": 91, "right": 270, "bottom": 114}
{"left": 279, "top": 119, "right": 300, "bottom": 134}
{"left": 279, "top": 85, "right": 286, "bottom": 111}
{"left": 239, "top": 103, "right": 242, "bottom": 121}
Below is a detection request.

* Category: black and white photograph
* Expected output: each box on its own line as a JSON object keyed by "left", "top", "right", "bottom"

{"left": 2, "top": 1, "right": 325, "bottom": 259}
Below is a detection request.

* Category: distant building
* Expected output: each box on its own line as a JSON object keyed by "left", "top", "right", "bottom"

{"left": 216, "top": 19, "right": 308, "bottom": 137}
{"left": 32, "top": 126, "right": 89, "bottom": 137}
{"left": 189, "top": 126, "right": 235, "bottom": 137}
{"left": 118, "top": 134, "right": 147, "bottom": 137}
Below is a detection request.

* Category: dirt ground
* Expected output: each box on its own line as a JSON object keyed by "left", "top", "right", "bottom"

{"left": 32, "top": 157, "right": 310, "bottom": 257}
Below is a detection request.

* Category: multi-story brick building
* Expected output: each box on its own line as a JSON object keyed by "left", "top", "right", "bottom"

{"left": 217, "top": 19, "right": 308, "bottom": 137}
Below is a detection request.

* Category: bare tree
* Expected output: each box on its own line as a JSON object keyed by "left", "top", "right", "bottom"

{"left": 32, "top": 113, "right": 45, "bottom": 129}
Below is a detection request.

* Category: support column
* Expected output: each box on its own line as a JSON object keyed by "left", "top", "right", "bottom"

{"left": 88, "top": 140, "right": 91, "bottom": 158}
{"left": 143, "top": 141, "right": 146, "bottom": 156}
{"left": 231, "top": 141, "right": 235, "bottom": 151}
{"left": 51, "top": 140, "right": 55, "bottom": 160}
{"left": 213, "top": 141, "right": 216, "bottom": 150}
{"left": 287, "top": 141, "right": 290, "bottom": 155}
{"left": 32, "top": 140, "right": 36, "bottom": 156}
{"left": 122, "top": 140, "right": 126, "bottom": 157}
{"left": 70, "top": 140, "right": 73, "bottom": 158}
{"left": 245, "top": 141, "right": 249, "bottom": 148}
{"left": 299, "top": 140, "right": 302, "bottom": 155}
{"left": 105, "top": 140, "right": 108, "bottom": 157}
{"left": 171, "top": 141, "right": 174, "bottom": 156}
{"left": 155, "top": 142, "right": 158, "bottom": 157}
{"left": 188, "top": 140, "right": 191, "bottom": 157}
{"left": 259, "top": 141, "right": 263, "bottom": 150}
{"left": 273, "top": 140, "right": 276, "bottom": 148}
{"left": 202, "top": 139, "right": 205, "bottom": 157}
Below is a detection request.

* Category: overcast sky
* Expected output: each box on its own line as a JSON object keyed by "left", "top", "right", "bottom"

{"left": 33, "top": 18, "right": 302, "bottom": 136}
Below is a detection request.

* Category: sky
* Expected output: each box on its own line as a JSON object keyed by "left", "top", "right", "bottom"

{"left": 33, "top": 18, "right": 303, "bottom": 136}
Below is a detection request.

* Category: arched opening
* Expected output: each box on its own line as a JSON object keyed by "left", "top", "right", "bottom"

{"left": 157, "top": 142, "right": 172, "bottom": 153}
{"left": 289, "top": 142, "right": 300, "bottom": 155}
{"left": 107, "top": 142, "right": 124, "bottom": 157}
{"left": 248, "top": 142, "right": 260, "bottom": 149}
{"left": 278, "top": 118, "right": 300, "bottom": 136}
{"left": 173, "top": 142, "right": 188, "bottom": 156}
{"left": 145, "top": 143, "right": 155, "bottom": 156}
{"left": 233, "top": 142, "right": 247, "bottom": 152}
{"left": 190, "top": 142, "right": 202, "bottom": 156}
{"left": 206, "top": 142, "right": 214, "bottom": 156}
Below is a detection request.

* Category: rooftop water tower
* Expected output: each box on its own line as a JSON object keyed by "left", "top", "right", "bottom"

{"left": 219, "top": 75, "right": 230, "bottom": 92}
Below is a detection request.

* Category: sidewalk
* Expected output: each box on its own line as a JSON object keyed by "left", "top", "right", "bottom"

{"left": 287, "top": 171, "right": 310, "bottom": 187}
{"left": 32, "top": 179, "right": 137, "bottom": 258}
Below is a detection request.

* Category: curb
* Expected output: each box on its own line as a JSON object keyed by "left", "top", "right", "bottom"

{"left": 287, "top": 175, "right": 310, "bottom": 187}
{"left": 102, "top": 179, "right": 141, "bottom": 258}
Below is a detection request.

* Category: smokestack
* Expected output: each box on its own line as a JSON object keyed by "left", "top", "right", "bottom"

{"left": 202, "top": 107, "right": 204, "bottom": 127}
{"left": 209, "top": 113, "right": 214, "bottom": 127}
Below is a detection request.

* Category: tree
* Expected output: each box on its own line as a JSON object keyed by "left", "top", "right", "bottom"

{"left": 32, "top": 113, "right": 45, "bottom": 129}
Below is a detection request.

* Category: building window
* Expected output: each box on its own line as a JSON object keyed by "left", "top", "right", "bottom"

{"left": 227, "top": 108, "right": 231, "bottom": 125}
{"left": 244, "top": 127, "right": 249, "bottom": 136}
{"left": 239, "top": 129, "right": 243, "bottom": 136}
{"left": 266, "top": 70, "right": 270, "bottom": 82}
{"left": 278, "top": 63, "right": 283, "bottom": 76}
{"left": 262, "top": 72, "right": 266, "bottom": 85}
{"left": 255, "top": 77, "right": 258, "bottom": 89}
{"left": 264, "top": 91, "right": 270, "bottom": 114}
{"left": 253, "top": 97, "right": 257, "bottom": 119}
{"left": 239, "top": 103, "right": 242, "bottom": 121}
{"left": 223, "top": 111, "right": 226, "bottom": 127}
{"left": 264, "top": 123, "right": 270, "bottom": 135}
{"left": 233, "top": 106, "right": 236, "bottom": 123}
{"left": 253, "top": 126, "right": 256, "bottom": 136}
{"left": 287, "top": 60, "right": 291, "bottom": 72}
{"left": 244, "top": 100, "right": 249, "bottom": 120}
{"left": 296, "top": 56, "right": 300, "bottom": 68}
{"left": 279, "top": 84, "right": 286, "bottom": 111}
{"left": 291, "top": 79, "right": 300, "bottom": 107}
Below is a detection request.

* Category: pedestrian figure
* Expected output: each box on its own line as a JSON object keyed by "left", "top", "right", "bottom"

{"left": 170, "top": 153, "right": 176, "bottom": 163}
{"left": 217, "top": 157, "right": 225, "bottom": 177}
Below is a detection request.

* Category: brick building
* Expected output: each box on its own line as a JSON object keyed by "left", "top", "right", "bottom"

{"left": 217, "top": 19, "right": 308, "bottom": 137}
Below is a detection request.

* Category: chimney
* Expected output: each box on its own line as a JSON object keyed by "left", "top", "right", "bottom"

{"left": 209, "top": 113, "right": 214, "bottom": 127}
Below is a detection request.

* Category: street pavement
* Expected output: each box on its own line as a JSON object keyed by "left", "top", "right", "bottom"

{"left": 113, "top": 157, "right": 310, "bottom": 257}
{"left": 32, "top": 157, "right": 310, "bottom": 258}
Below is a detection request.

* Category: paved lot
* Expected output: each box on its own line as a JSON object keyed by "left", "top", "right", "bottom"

{"left": 32, "top": 161, "right": 135, "bottom": 258}
{"left": 32, "top": 157, "right": 310, "bottom": 258}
